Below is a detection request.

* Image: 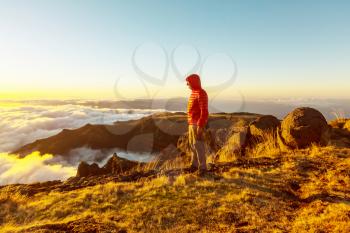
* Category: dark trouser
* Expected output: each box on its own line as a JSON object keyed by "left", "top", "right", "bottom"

{"left": 188, "top": 125, "right": 207, "bottom": 170}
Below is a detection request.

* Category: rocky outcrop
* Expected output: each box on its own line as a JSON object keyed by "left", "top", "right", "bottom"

{"left": 215, "top": 128, "right": 249, "bottom": 161}
{"left": 156, "top": 113, "right": 260, "bottom": 163}
{"left": 102, "top": 153, "right": 140, "bottom": 174}
{"left": 328, "top": 127, "right": 350, "bottom": 148}
{"left": 76, "top": 162, "right": 103, "bottom": 177}
{"left": 76, "top": 153, "right": 141, "bottom": 177}
{"left": 279, "top": 107, "right": 330, "bottom": 149}
{"left": 216, "top": 115, "right": 281, "bottom": 158}
{"left": 249, "top": 115, "right": 280, "bottom": 139}
{"left": 241, "top": 115, "right": 281, "bottom": 151}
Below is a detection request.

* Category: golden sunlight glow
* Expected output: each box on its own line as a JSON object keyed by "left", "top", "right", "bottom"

{"left": 0, "top": 152, "right": 76, "bottom": 185}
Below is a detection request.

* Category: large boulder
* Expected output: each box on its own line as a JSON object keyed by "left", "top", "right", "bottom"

{"left": 279, "top": 107, "right": 330, "bottom": 149}
{"left": 249, "top": 115, "right": 280, "bottom": 138}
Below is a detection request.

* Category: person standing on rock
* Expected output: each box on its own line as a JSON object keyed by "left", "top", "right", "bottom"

{"left": 186, "top": 74, "right": 209, "bottom": 174}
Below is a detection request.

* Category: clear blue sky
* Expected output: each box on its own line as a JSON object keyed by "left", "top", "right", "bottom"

{"left": 0, "top": 0, "right": 349, "bottom": 100}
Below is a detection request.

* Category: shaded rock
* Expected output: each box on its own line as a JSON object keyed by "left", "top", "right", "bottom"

{"left": 205, "top": 128, "right": 223, "bottom": 154}
{"left": 221, "top": 115, "right": 280, "bottom": 156}
{"left": 76, "top": 162, "right": 102, "bottom": 177}
{"left": 155, "top": 144, "right": 184, "bottom": 165}
{"left": 176, "top": 128, "right": 229, "bottom": 159}
{"left": 77, "top": 153, "right": 141, "bottom": 177}
{"left": 277, "top": 128, "right": 290, "bottom": 151}
{"left": 102, "top": 153, "right": 140, "bottom": 174}
{"left": 214, "top": 128, "right": 231, "bottom": 147}
{"left": 162, "top": 129, "right": 218, "bottom": 163}
{"left": 210, "top": 116, "right": 276, "bottom": 160}
{"left": 231, "top": 129, "right": 249, "bottom": 151}
{"left": 249, "top": 115, "right": 280, "bottom": 138}
{"left": 215, "top": 128, "right": 249, "bottom": 161}
{"left": 215, "top": 115, "right": 279, "bottom": 154}
{"left": 328, "top": 127, "right": 350, "bottom": 148}
{"left": 328, "top": 119, "right": 350, "bottom": 148}
{"left": 279, "top": 107, "right": 330, "bottom": 149}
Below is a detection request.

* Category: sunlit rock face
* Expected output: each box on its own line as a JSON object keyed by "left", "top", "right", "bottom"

{"left": 345, "top": 120, "right": 350, "bottom": 132}
{"left": 76, "top": 153, "right": 141, "bottom": 177}
{"left": 248, "top": 115, "right": 280, "bottom": 139}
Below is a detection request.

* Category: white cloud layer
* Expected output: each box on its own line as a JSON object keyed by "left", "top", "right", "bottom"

{"left": 0, "top": 101, "right": 159, "bottom": 184}
{"left": 50, "top": 147, "right": 155, "bottom": 167}
{"left": 0, "top": 149, "right": 155, "bottom": 185}
{"left": 0, "top": 102, "right": 160, "bottom": 153}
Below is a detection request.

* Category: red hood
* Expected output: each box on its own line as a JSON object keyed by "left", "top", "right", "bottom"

{"left": 186, "top": 74, "right": 202, "bottom": 90}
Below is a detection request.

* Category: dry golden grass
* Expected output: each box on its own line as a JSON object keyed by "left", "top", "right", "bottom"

{"left": 1, "top": 138, "right": 350, "bottom": 232}
{"left": 292, "top": 201, "right": 350, "bottom": 233}
{"left": 245, "top": 130, "right": 282, "bottom": 158}
{"left": 215, "top": 130, "right": 282, "bottom": 163}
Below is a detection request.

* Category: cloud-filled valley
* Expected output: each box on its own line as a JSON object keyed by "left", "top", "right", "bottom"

{"left": 0, "top": 101, "right": 161, "bottom": 184}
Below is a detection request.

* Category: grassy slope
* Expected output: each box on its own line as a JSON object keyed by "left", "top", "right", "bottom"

{"left": 1, "top": 146, "right": 350, "bottom": 233}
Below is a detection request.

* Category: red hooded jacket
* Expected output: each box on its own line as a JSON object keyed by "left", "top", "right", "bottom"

{"left": 186, "top": 74, "right": 209, "bottom": 127}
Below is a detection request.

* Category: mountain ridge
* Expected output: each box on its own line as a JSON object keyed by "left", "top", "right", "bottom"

{"left": 12, "top": 112, "right": 261, "bottom": 159}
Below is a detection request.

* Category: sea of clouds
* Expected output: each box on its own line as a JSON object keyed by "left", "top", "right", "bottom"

{"left": 1, "top": 98, "right": 348, "bottom": 185}
{"left": 0, "top": 101, "right": 161, "bottom": 185}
